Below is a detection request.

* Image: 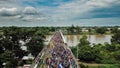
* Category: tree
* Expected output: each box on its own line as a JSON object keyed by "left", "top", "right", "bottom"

{"left": 113, "top": 50, "right": 120, "bottom": 61}
{"left": 0, "top": 26, "right": 29, "bottom": 67}
{"left": 76, "top": 26, "right": 82, "bottom": 34}
{"left": 111, "top": 26, "right": 119, "bottom": 33}
{"left": 78, "top": 35, "right": 90, "bottom": 46}
{"left": 111, "top": 30, "right": 120, "bottom": 44}
{"left": 95, "top": 27, "right": 107, "bottom": 34}
{"left": 26, "top": 31, "right": 45, "bottom": 57}
{"left": 67, "top": 24, "right": 76, "bottom": 34}
{"left": 2, "top": 27, "right": 28, "bottom": 57}
{"left": 77, "top": 35, "right": 96, "bottom": 62}
{"left": 79, "top": 63, "right": 88, "bottom": 68}
{"left": 0, "top": 51, "right": 18, "bottom": 68}
{"left": 78, "top": 45, "right": 96, "bottom": 62}
{"left": 105, "top": 43, "right": 116, "bottom": 52}
{"left": 70, "top": 46, "right": 77, "bottom": 57}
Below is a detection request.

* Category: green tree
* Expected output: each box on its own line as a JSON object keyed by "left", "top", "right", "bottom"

{"left": 95, "top": 27, "right": 107, "bottom": 34}
{"left": 0, "top": 51, "right": 18, "bottom": 67}
{"left": 76, "top": 26, "right": 82, "bottom": 34}
{"left": 79, "top": 63, "right": 88, "bottom": 68}
{"left": 70, "top": 46, "right": 77, "bottom": 57}
{"left": 78, "top": 45, "right": 96, "bottom": 62}
{"left": 113, "top": 50, "right": 120, "bottom": 61}
{"left": 26, "top": 31, "right": 45, "bottom": 57}
{"left": 0, "top": 26, "right": 29, "bottom": 67}
{"left": 68, "top": 24, "right": 76, "bottom": 34}
{"left": 111, "top": 30, "right": 120, "bottom": 44}
{"left": 77, "top": 35, "right": 96, "bottom": 62}
{"left": 111, "top": 26, "right": 119, "bottom": 33}
{"left": 2, "top": 27, "right": 28, "bottom": 58}
{"left": 105, "top": 43, "right": 116, "bottom": 52}
{"left": 78, "top": 35, "right": 90, "bottom": 46}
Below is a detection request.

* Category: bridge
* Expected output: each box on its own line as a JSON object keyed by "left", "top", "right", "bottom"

{"left": 31, "top": 31, "right": 80, "bottom": 68}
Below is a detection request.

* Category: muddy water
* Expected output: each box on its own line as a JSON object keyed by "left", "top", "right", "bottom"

{"left": 45, "top": 35, "right": 111, "bottom": 46}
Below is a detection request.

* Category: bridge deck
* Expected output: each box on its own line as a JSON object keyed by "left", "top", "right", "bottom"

{"left": 31, "top": 31, "right": 80, "bottom": 68}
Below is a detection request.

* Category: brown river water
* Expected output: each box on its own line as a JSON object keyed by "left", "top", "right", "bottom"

{"left": 45, "top": 35, "right": 111, "bottom": 46}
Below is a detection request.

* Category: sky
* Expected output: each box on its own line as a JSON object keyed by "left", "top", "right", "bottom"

{"left": 0, "top": 0, "right": 120, "bottom": 27}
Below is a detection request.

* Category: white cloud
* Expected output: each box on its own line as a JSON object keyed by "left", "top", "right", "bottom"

{"left": 0, "top": 0, "right": 120, "bottom": 26}
{"left": 49, "top": 17, "right": 120, "bottom": 26}
{"left": 0, "top": 0, "right": 18, "bottom": 8}
{"left": 21, "top": 6, "right": 49, "bottom": 22}
{"left": 51, "top": 0, "right": 120, "bottom": 21}
{"left": 0, "top": 6, "right": 49, "bottom": 23}
{"left": 21, "top": 15, "right": 47, "bottom": 22}
{"left": 0, "top": 7, "right": 20, "bottom": 16}
{"left": 23, "top": 6, "right": 38, "bottom": 15}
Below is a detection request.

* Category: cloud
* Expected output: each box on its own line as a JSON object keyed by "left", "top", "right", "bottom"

{"left": 21, "top": 15, "right": 48, "bottom": 22}
{"left": 23, "top": 6, "right": 38, "bottom": 15}
{"left": 0, "top": 0, "right": 120, "bottom": 26}
{"left": 21, "top": 6, "right": 49, "bottom": 22}
{"left": 51, "top": 0, "right": 120, "bottom": 21}
{"left": 0, "top": 0, "right": 15, "bottom": 2}
{"left": 0, "top": 0, "right": 18, "bottom": 8}
{"left": 0, "top": 7, "right": 20, "bottom": 16}
{"left": 47, "top": 17, "right": 120, "bottom": 26}
{"left": 0, "top": 6, "right": 49, "bottom": 22}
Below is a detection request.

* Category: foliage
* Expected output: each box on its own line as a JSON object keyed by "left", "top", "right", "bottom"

{"left": 67, "top": 25, "right": 82, "bottom": 34}
{"left": 76, "top": 35, "right": 96, "bottom": 62}
{"left": 113, "top": 50, "right": 120, "bottom": 61}
{"left": 111, "top": 30, "right": 120, "bottom": 44}
{"left": 26, "top": 34, "right": 45, "bottom": 57}
{"left": 111, "top": 26, "right": 119, "bottom": 33}
{"left": 0, "top": 26, "right": 120, "bottom": 67}
{"left": 79, "top": 63, "right": 88, "bottom": 68}
{"left": 78, "top": 35, "right": 90, "bottom": 46}
{"left": 70, "top": 46, "right": 77, "bottom": 57}
{"left": 95, "top": 27, "right": 107, "bottom": 34}
{"left": 0, "top": 26, "right": 45, "bottom": 67}
{"left": 0, "top": 50, "right": 18, "bottom": 67}
{"left": 71, "top": 31, "right": 120, "bottom": 64}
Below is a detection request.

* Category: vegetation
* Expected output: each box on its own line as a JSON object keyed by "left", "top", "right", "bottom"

{"left": 0, "top": 26, "right": 45, "bottom": 67}
{"left": 0, "top": 26, "right": 120, "bottom": 67}
{"left": 95, "top": 27, "right": 107, "bottom": 34}
{"left": 70, "top": 29, "right": 120, "bottom": 68}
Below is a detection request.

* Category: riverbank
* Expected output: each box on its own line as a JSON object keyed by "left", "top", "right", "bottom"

{"left": 45, "top": 34, "right": 112, "bottom": 46}
{"left": 78, "top": 61, "right": 120, "bottom": 68}
{"left": 46, "top": 33, "right": 113, "bottom": 35}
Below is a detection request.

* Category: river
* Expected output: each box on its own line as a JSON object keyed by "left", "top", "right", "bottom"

{"left": 45, "top": 35, "right": 111, "bottom": 46}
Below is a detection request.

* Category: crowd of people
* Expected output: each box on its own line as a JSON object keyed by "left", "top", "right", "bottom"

{"left": 34, "top": 32, "right": 78, "bottom": 68}
{"left": 45, "top": 43, "right": 77, "bottom": 68}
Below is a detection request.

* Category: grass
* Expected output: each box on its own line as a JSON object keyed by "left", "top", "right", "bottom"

{"left": 81, "top": 64, "right": 120, "bottom": 68}
{"left": 78, "top": 61, "right": 120, "bottom": 68}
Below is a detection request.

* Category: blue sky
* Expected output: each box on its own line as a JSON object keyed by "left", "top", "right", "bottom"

{"left": 0, "top": 0, "right": 120, "bottom": 27}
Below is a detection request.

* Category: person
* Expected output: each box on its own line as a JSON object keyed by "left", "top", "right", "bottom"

{"left": 63, "top": 61, "right": 70, "bottom": 68}
{"left": 46, "top": 58, "right": 49, "bottom": 67}
{"left": 59, "top": 63, "right": 63, "bottom": 68}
